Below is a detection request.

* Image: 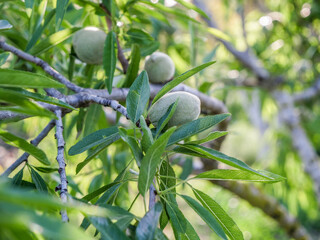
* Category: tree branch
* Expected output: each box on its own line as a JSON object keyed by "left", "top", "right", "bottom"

{"left": 1, "top": 120, "right": 56, "bottom": 177}
{"left": 192, "top": 0, "right": 270, "bottom": 82}
{"left": 274, "top": 91, "right": 320, "bottom": 206}
{"left": 54, "top": 108, "right": 69, "bottom": 222}
{"left": 293, "top": 77, "right": 320, "bottom": 103}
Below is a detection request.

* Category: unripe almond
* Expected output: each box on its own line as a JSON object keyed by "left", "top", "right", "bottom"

{"left": 144, "top": 52, "right": 175, "bottom": 83}
{"left": 149, "top": 91, "right": 201, "bottom": 127}
{"left": 73, "top": 27, "right": 106, "bottom": 65}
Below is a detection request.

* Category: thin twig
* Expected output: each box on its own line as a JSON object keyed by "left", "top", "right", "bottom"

{"left": 54, "top": 109, "right": 69, "bottom": 222}
{"left": 1, "top": 120, "right": 56, "bottom": 177}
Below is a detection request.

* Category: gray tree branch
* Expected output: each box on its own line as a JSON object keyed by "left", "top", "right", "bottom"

{"left": 54, "top": 109, "right": 69, "bottom": 222}
{"left": 293, "top": 77, "right": 320, "bottom": 103}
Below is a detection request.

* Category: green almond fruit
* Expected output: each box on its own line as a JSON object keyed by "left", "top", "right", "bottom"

{"left": 73, "top": 27, "right": 106, "bottom": 65}
{"left": 144, "top": 52, "right": 175, "bottom": 83}
{"left": 149, "top": 91, "right": 201, "bottom": 127}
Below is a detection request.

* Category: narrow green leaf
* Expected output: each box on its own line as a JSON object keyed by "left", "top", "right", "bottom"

{"left": 76, "top": 140, "right": 114, "bottom": 174}
{"left": 126, "top": 28, "right": 154, "bottom": 45}
{"left": 126, "top": 70, "right": 150, "bottom": 123}
{"left": 176, "top": 144, "right": 271, "bottom": 178}
{"left": 0, "top": 130, "right": 50, "bottom": 166}
{"left": 0, "top": 88, "right": 57, "bottom": 119}
{"left": 180, "top": 195, "right": 227, "bottom": 240}
{"left": 181, "top": 220, "right": 200, "bottom": 240}
{"left": 7, "top": 88, "right": 75, "bottom": 110}
{"left": 165, "top": 199, "right": 187, "bottom": 236}
{"left": 0, "top": 52, "right": 10, "bottom": 66}
{"left": 138, "top": 127, "right": 176, "bottom": 196}
{"left": 30, "top": 27, "right": 80, "bottom": 55}
{"left": 133, "top": 5, "right": 170, "bottom": 25}
{"left": 96, "top": 184, "right": 121, "bottom": 204}
{"left": 175, "top": 0, "right": 209, "bottom": 19}
{"left": 193, "top": 189, "right": 244, "bottom": 240}
{"left": 99, "top": 204, "right": 135, "bottom": 222}
{"left": 0, "top": 69, "right": 64, "bottom": 88}
{"left": 123, "top": 44, "right": 140, "bottom": 88}
{"left": 68, "top": 46, "right": 76, "bottom": 81}
{"left": 140, "top": 115, "right": 154, "bottom": 152}
{"left": 69, "top": 127, "right": 119, "bottom": 155}
{"left": 82, "top": 103, "right": 102, "bottom": 137}
{"left": 82, "top": 182, "right": 121, "bottom": 202}
{"left": 152, "top": 61, "right": 216, "bottom": 104}
{"left": 155, "top": 100, "right": 178, "bottom": 138}
{"left": 207, "top": 27, "right": 231, "bottom": 42}
{"left": 136, "top": 202, "right": 162, "bottom": 240}
{"left": 56, "top": 0, "right": 69, "bottom": 30}
{"left": 139, "top": 1, "right": 199, "bottom": 23}
{"left": 167, "top": 114, "right": 230, "bottom": 146}
{"left": 194, "top": 169, "right": 284, "bottom": 183}
{"left": 118, "top": 128, "right": 143, "bottom": 165}
{"left": 159, "top": 159, "right": 176, "bottom": 229}
{"left": 33, "top": 166, "right": 59, "bottom": 173}
{"left": 185, "top": 131, "right": 228, "bottom": 145}
{"left": 12, "top": 168, "right": 24, "bottom": 186}
{"left": 90, "top": 217, "right": 130, "bottom": 240}
{"left": 29, "top": 166, "right": 48, "bottom": 192}
{"left": 0, "top": 20, "right": 12, "bottom": 31}
{"left": 26, "top": 9, "right": 56, "bottom": 51}
{"left": 104, "top": 31, "right": 118, "bottom": 94}
{"left": 140, "top": 41, "right": 160, "bottom": 57}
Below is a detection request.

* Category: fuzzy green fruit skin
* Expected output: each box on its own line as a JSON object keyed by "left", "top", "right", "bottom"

{"left": 144, "top": 52, "right": 175, "bottom": 83}
{"left": 73, "top": 27, "right": 106, "bottom": 65}
{"left": 149, "top": 91, "right": 201, "bottom": 127}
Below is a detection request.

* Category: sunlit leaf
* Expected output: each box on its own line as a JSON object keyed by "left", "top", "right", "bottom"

{"left": 0, "top": 69, "right": 64, "bottom": 88}
{"left": 194, "top": 169, "right": 285, "bottom": 183}
{"left": 30, "top": 27, "right": 80, "bottom": 55}
{"left": 0, "top": 130, "right": 50, "bottom": 166}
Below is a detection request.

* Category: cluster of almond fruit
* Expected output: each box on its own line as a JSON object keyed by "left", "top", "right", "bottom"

{"left": 73, "top": 27, "right": 201, "bottom": 128}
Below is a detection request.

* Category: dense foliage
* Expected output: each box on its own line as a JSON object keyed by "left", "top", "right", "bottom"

{"left": 1, "top": 0, "right": 320, "bottom": 239}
